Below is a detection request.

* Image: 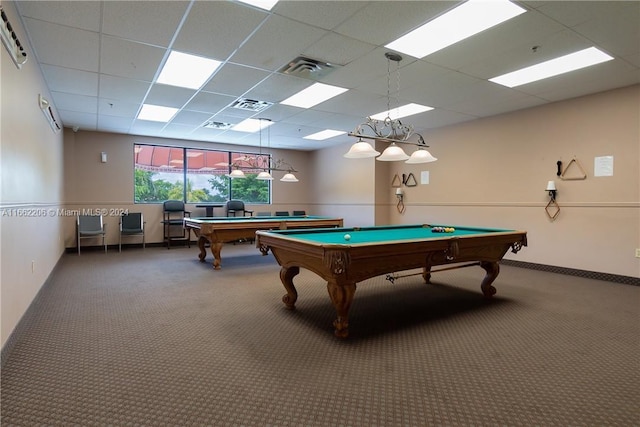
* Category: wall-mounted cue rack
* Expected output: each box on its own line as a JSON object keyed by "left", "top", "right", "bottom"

{"left": 1, "top": 5, "right": 28, "bottom": 69}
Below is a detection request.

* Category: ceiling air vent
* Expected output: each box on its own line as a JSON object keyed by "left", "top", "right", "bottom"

{"left": 203, "top": 121, "right": 232, "bottom": 130}
{"left": 231, "top": 98, "right": 273, "bottom": 112}
{"left": 279, "top": 56, "right": 339, "bottom": 80}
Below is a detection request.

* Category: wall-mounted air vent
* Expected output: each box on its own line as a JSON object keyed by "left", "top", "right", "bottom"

{"left": 231, "top": 98, "right": 273, "bottom": 112}
{"left": 279, "top": 56, "right": 339, "bottom": 80}
{"left": 203, "top": 121, "right": 232, "bottom": 130}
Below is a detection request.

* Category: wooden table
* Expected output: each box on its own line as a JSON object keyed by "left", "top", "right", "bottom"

{"left": 255, "top": 224, "right": 527, "bottom": 338}
{"left": 184, "top": 216, "right": 343, "bottom": 270}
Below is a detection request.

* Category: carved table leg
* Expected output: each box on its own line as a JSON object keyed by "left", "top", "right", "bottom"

{"left": 280, "top": 266, "right": 300, "bottom": 309}
{"left": 197, "top": 236, "right": 207, "bottom": 262}
{"left": 210, "top": 242, "right": 223, "bottom": 270}
{"left": 422, "top": 264, "right": 432, "bottom": 284}
{"left": 327, "top": 280, "right": 356, "bottom": 338}
{"left": 479, "top": 261, "right": 499, "bottom": 297}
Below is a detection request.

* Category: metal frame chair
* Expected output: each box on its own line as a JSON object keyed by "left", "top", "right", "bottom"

{"left": 226, "top": 200, "right": 254, "bottom": 217}
{"left": 162, "top": 200, "right": 191, "bottom": 249}
{"left": 275, "top": 211, "right": 289, "bottom": 216}
{"left": 77, "top": 215, "right": 107, "bottom": 254}
{"left": 119, "top": 212, "right": 145, "bottom": 252}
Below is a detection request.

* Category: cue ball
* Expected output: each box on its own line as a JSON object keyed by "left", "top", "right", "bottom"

{"left": 344, "top": 234, "right": 351, "bottom": 241}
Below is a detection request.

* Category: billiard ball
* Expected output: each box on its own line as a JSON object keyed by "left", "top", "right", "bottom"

{"left": 344, "top": 234, "right": 351, "bottom": 241}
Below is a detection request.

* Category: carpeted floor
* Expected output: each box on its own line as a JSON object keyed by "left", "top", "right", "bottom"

{"left": 1, "top": 243, "right": 638, "bottom": 426}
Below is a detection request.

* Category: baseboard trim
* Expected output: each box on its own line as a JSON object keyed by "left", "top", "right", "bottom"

{"left": 501, "top": 259, "right": 640, "bottom": 286}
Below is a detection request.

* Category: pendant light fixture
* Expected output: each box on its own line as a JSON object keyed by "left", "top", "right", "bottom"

{"left": 345, "top": 52, "right": 437, "bottom": 164}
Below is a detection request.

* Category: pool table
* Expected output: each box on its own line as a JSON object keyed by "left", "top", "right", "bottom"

{"left": 184, "top": 216, "right": 343, "bottom": 270}
{"left": 255, "top": 224, "right": 527, "bottom": 338}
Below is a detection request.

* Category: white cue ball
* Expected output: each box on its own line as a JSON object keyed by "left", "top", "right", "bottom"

{"left": 344, "top": 234, "right": 351, "bottom": 241}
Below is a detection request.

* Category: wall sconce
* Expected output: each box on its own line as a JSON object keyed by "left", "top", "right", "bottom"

{"left": 101, "top": 152, "right": 107, "bottom": 163}
{"left": 545, "top": 180, "right": 560, "bottom": 220}
{"left": 546, "top": 180, "right": 557, "bottom": 200}
{"left": 395, "top": 188, "right": 405, "bottom": 214}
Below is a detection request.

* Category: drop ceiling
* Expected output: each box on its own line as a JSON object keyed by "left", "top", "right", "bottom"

{"left": 13, "top": 0, "right": 640, "bottom": 151}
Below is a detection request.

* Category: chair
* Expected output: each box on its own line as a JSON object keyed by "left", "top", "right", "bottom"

{"left": 162, "top": 200, "right": 191, "bottom": 249}
{"left": 77, "top": 215, "right": 107, "bottom": 255}
{"left": 256, "top": 211, "right": 271, "bottom": 216}
{"left": 275, "top": 211, "right": 289, "bottom": 216}
{"left": 292, "top": 210, "right": 306, "bottom": 216}
{"left": 119, "top": 212, "right": 145, "bottom": 252}
{"left": 226, "top": 200, "right": 254, "bottom": 217}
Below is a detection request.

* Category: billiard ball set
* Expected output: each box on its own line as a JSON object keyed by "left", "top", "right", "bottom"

{"left": 431, "top": 226, "right": 455, "bottom": 233}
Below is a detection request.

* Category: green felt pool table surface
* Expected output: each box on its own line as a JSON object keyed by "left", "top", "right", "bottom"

{"left": 266, "top": 224, "right": 515, "bottom": 245}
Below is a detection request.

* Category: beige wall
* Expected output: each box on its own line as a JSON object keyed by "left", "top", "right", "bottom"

{"left": 1, "top": 1, "right": 65, "bottom": 348}
{"left": 383, "top": 86, "right": 639, "bottom": 277}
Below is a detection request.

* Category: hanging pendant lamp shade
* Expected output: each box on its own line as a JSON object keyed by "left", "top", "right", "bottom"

{"left": 257, "top": 171, "right": 274, "bottom": 180}
{"left": 406, "top": 148, "right": 437, "bottom": 164}
{"left": 376, "top": 143, "right": 409, "bottom": 161}
{"left": 344, "top": 140, "right": 380, "bottom": 158}
{"left": 280, "top": 173, "right": 299, "bottom": 182}
{"left": 228, "top": 169, "right": 246, "bottom": 178}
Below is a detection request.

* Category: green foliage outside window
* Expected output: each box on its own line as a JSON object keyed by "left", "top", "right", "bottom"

{"left": 134, "top": 145, "right": 270, "bottom": 204}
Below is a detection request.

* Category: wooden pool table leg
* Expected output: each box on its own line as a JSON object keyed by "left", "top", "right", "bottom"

{"left": 280, "top": 266, "right": 300, "bottom": 309}
{"left": 327, "top": 280, "right": 356, "bottom": 339}
{"left": 197, "top": 235, "right": 207, "bottom": 262}
{"left": 210, "top": 242, "right": 223, "bottom": 270}
{"left": 479, "top": 261, "right": 499, "bottom": 297}
{"left": 422, "top": 264, "right": 432, "bottom": 283}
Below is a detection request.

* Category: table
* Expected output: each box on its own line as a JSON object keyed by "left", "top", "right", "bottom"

{"left": 255, "top": 224, "right": 527, "bottom": 338}
{"left": 184, "top": 216, "right": 343, "bottom": 270}
{"left": 195, "top": 203, "right": 225, "bottom": 217}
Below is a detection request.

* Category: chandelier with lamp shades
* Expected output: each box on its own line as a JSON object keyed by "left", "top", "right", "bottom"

{"left": 344, "top": 52, "right": 437, "bottom": 164}
{"left": 227, "top": 118, "right": 299, "bottom": 182}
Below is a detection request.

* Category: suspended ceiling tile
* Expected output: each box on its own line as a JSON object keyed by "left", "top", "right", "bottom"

{"left": 51, "top": 92, "right": 98, "bottom": 114}
{"left": 97, "top": 115, "right": 135, "bottom": 133}
{"left": 102, "top": 1, "right": 188, "bottom": 47}
{"left": 16, "top": 1, "right": 101, "bottom": 31}
{"left": 97, "top": 98, "right": 141, "bottom": 118}
{"left": 41, "top": 65, "right": 99, "bottom": 96}
{"left": 229, "top": 14, "right": 327, "bottom": 71}
{"left": 172, "top": 1, "right": 267, "bottom": 61}
{"left": 23, "top": 18, "right": 99, "bottom": 71}
{"left": 202, "top": 64, "right": 271, "bottom": 97}
{"left": 100, "top": 36, "right": 166, "bottom": 81}
{"left": 144, "top": 84, "right": 197, "bottom": 109}
{"left": 273, "top": 1, "right": 367, "bottom": 31}
{"left": 99, "top": 75, "right": 151, "bottom": 104}
{"left": 184, "top": 92, "right": 236, "bottom": 114}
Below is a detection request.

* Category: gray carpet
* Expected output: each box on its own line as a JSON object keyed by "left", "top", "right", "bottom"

{"left": 1, "top": 244, "right": 638, "bottom": 426}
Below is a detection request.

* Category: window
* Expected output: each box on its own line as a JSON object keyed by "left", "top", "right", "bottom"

{"left": 134, "top": 144, "right": 270, "bottom": 203}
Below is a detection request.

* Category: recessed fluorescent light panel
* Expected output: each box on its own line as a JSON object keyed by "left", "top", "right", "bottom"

{"left": 304, "top": 130, "right": 346, "bottom": 140}
{"left": 236, "top": 0, "right": 279, "bottom": 11}
{"left": 231, "top": 118, "right": 275, "bottom": 133}
{"left": 280, "top": 83, "right": 348, "bottom": 109}
{"left": 385, "top": 0, "right": 526, "bottom": 58}
{"left": 370, "top": 103, "right": 433, "bottom": 121}
{"left": 157, "top": 51, "right": 221, "bottom": 89}
{"left": 489, "top": 47, "right": 614, "bottom": 87}
{"left": 137, "top": 104, "right": 179, "bottom": 122}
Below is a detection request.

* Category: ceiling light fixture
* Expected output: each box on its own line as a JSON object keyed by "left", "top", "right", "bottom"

{"left": 137, "top": 104, "right": 179, "bottom": 122}
{"left": 227, "top": 119, "right": 299, "bottom": 182}
{"left": 156, "top": 51, "right": 221, "bottom": 89}
{"left": 385, "top": 0, "right": 526, "bottom": 59}
{"left": 280, "top": 82, "right": 348, "bottom": 109}
{"left": 489, "top": 47, "right": 614, "bottom": 88}
{"left": 304, "top": 129, "right": 346, "bottom": 140}
{"left": 345, "top": 52, "right": 437, "bottom": 164}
